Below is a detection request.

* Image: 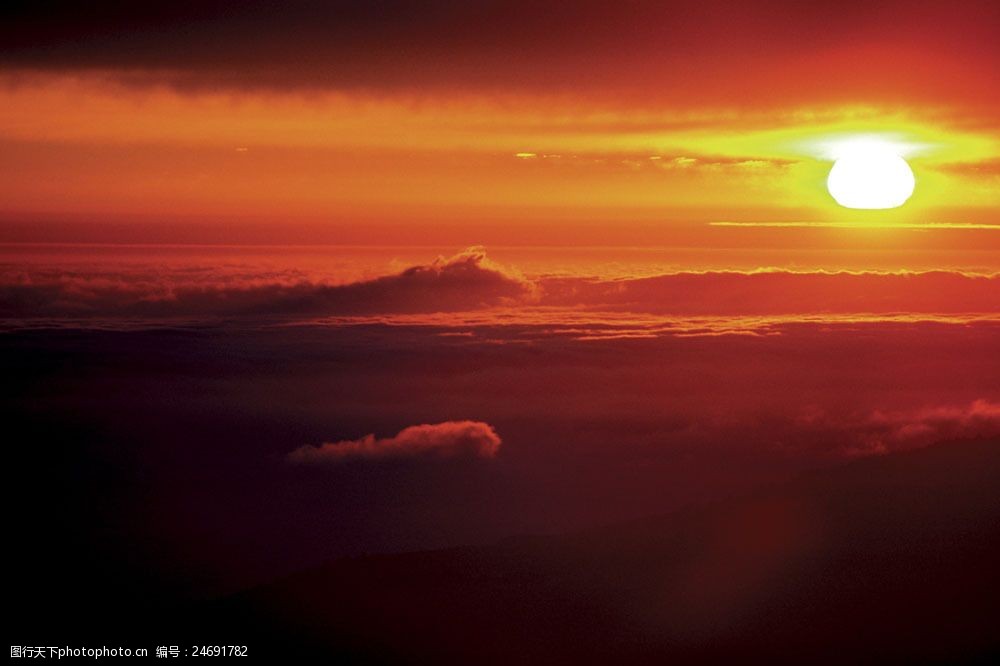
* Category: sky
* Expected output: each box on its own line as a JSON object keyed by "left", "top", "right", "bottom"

{"left": 1, "top": 1, "right": 998, "bottom": 249}
{"left": 3, "top": 3, "right": 999, "bottom": 657}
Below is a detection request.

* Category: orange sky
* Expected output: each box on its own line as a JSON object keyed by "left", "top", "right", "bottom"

{"left": 1, "top": 1, "right": 997, "bottom": 257}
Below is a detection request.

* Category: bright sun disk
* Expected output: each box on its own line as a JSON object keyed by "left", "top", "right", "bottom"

{"left": 826, "top": 142, "right": 915, "bottom": 210}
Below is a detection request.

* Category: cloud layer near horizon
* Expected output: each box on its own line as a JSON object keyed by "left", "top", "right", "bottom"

{"left": 0, "top": 247, "right": 532, "bottom": 319}
{"left": 288, "top": 421, "right": 501, "bottom": 465}
{"left": 2, "top": 248, "right": 998, "bottom": 323}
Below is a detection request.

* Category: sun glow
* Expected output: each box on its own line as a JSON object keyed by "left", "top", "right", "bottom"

{"left": 826, "top": 140, "right": 916, "bottom": 209}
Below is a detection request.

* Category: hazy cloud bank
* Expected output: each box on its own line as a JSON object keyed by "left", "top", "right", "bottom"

{"left": 2, "top": 248, "right": 998, "bottom": 324}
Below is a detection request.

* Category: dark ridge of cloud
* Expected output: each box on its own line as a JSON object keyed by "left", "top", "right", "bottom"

{"left": 0, "top": 246, "right": 533, "bottom": 319}
{"left": 1, "top": 1, "right": 996, "bottom": 102}
{"left": 288, "top": 421, "right": 501, "bottom": 465}
{"left": 539, "top": 270, "right": 1000, "bottom": 315}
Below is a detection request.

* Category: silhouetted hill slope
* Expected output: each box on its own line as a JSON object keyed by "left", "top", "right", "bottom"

{"left": 214, "top": 438, "right": 1000, "bottom": 663}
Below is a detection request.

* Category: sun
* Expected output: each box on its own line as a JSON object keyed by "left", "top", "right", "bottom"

{"left": 827, "top": 142, "right": 915, "bottom": 209}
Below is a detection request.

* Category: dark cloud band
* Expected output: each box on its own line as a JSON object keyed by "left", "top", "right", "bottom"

{"left": 2, "top": 1, "right": 996, "bottom": 101}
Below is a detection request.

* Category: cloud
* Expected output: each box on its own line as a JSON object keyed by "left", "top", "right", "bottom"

{"left": 288, "top": 421, "right": 501, "bottom": 465}
{"left": 856, "top": 400, "right": 1000, "bottom": 455}
{"left": 0, "top": 1, "right": 996, "bottom": 111}
{"left": 508, "top": 152, "right": 797, "bottom": 174}
{"left": 795, "top": 400, "right": 1000, "bottom": 458}
{"left": 539, "top": 270, "right": 1000, "bottom": 316}
{"left": 0, "top": 247, "right": 533, "bottom": 319}
{"left": 933, "top": 158, "right": 1000, "bottom": 178}
{"left": 3, "top": 251, "right": 998, "bottom": 327}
